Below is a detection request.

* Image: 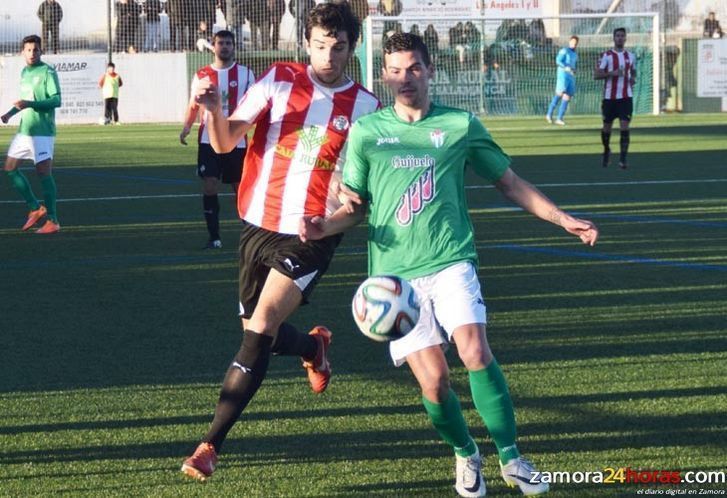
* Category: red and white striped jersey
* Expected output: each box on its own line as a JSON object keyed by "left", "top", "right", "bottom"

{"left": 598, "top": 50, "right": 636, "bottom": 100}
{"left": 190, "top": 63, "right": 254, "bottom": 147}
{"left": 229, "top": 62, "right": 381, "bottom": 234}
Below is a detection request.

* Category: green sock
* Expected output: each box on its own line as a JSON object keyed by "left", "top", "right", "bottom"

{"left": 422, "top": 389, "right": 478, "bottom": 457}
{"left": 7, "top": 169, "right": 40, "bottom": 210}
{"left": 469, "top": 360, "right": 520, "bottom": 464}
{"left": 40, "top": 175, "right": 58, "bottom": 222}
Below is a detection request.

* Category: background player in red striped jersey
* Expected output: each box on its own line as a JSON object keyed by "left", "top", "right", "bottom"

{"left": 180, "top": 29, "right": 254, "bottom": 249}
{"left": 180, "top": 2, "right": 380, "bottom": 481}
{"left": 594, "top": 27, "right": 636, "bottom": 169}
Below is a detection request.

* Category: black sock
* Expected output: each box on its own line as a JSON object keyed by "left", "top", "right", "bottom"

{"left": 203, "top": 330, "right": 273, "bottom": 452}
{"left": 601, "top": 130, "right": 611, "bottom": 153}
{"left": 619, "top": 130, "right": 630, "bottom": 163}
{"left": 271, "top": 322, "right": 317, "bottom": 359}
{"left": 203, "top": 194, "right": 220, "bottom": 241}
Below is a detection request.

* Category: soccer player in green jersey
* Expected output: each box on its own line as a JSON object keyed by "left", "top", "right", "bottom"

{"left": 2, "top": 34, "right": 62, "bottom": 234}
{"left": 300, "top": 32, "right": 599, "bottom": 497}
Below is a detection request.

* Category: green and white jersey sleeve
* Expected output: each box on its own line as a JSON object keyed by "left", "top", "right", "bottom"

{"left": 18, "top": 62, "right": 62, "bottom": 137}
{"left": 343, "top": 104, "right": 510, "bottom": 280}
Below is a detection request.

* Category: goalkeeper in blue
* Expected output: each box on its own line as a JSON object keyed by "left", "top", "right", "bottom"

{"left": 300, "top": 32, "right": 599, "bottom": 497}
{"left": 546, "top": 35, "right": 579, "bottom": 125}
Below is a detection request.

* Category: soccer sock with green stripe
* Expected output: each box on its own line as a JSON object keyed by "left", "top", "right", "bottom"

{"left": 40, "top": 175, "right": 58, "bottom": 222}
{"left": 422, "top": 389, "right": 478, "bottom": 457}
{"left": 469, "top": 360, "right": 520, "bottom": 464}
{"left": 6, "top": 169, "right": 40, "bottom": 210}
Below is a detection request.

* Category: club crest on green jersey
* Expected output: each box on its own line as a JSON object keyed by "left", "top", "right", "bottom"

{"left": 430, "top": 129, "right": 446, "bottom": 148}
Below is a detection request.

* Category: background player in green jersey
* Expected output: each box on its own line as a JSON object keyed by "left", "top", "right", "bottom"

{"left": 2, "top": 34, "right": 62, "bottom": 234}
{"left": 300, "top": 32, "right": 599, "bottom": 497}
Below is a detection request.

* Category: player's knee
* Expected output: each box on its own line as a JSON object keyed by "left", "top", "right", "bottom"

{"left": 420, "top": 375, "right": 450, "bottom": 403}
{"left": 458, "top": 343, "right": 491, "bottom": 370}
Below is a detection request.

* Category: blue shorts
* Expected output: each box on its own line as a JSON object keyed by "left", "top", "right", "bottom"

{"left": 556, "top": 74, "right": 576, "bottom": 96}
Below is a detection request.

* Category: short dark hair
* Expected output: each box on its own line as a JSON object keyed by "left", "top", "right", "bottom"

{"left": 613, "top": 27, "right": 626, "bottom": 36}
{"left": 107, "top": 62, "right": 116, "bottom": 68}
{"left": 570, "top": 35, "right": 579, "bottom": 43}
{"left": 306, "top": 2, "right": 361, "bottom": 49}
{"left": 213, "top": 29, "right": 235, "bottom": 43}
{"left": 21, "top": 34, "right": 42, "bottom": 49}
{"left": 382, "top": 32, "right": 431, "bottom": 67}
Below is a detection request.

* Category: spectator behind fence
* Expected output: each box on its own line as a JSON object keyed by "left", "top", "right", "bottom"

{"left": 269, "top": 0, "right": 285, "bottom": 50}
{"left": 230, "top": 0, "right": 249, "bottom": 48}
{"left": 423, "top": 24, "right": 439, "bottom": 57}
{"left": 528, "top": 18, "right": 547, "bottom": 46}
{"left": 37, "top": 0, "right": 63, "bottom": 54}
{"left": 196, "top": 20, "right": 214, "bottom": 52}
{"left": 704, "top": 11, "right": 723, "bottom": 38}
{"left": 249, "top": 0, "right": 270, "bottom": 50}
{"left": 289, "top": 0, "right": 316, "bottom": 50}
{"left": 144, "top": 0, "right": 162, "bottom": 52}
{"left": 115, "top": 0, "right": 141, "bottom": 53}
{"left": 99, "top": 62, "right": 123, "bottom": 125}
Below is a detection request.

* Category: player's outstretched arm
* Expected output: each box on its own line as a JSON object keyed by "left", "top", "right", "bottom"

{"left": 494, "top": 168, "right": 599, "bottom": 246}
{"left": 194, "top": 78, "right": 252, "bottom": 153}
{"left": 299, "top": 202, "right": 367, "bottom": 243}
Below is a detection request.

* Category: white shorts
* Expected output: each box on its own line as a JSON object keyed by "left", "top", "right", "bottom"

{"left": 389, "top": 261, "right": 487, "bottom": 367}
{"left": 7, "top": 135, "right": 55, "bottom": 164}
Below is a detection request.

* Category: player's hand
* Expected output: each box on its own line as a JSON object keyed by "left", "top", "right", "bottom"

{"left": 299, "top": 215, "right": 327, "bottom": 243}
{"left": 564, "top": 66, "right": 572, "bottom": 74}
{"left": 179, "top": 126, "right": 191, "bottom": 145}
{"left": 13, "top": 100, "right": 28, "bottom": 110}
{"left": 561, "top": 214, "right": 599, "bottom": 247}
{"left": 337, "top": 183, "right": 363, "bottom": 214}
{"left": 194, "top": 78, "right": 221, "bottom": 113}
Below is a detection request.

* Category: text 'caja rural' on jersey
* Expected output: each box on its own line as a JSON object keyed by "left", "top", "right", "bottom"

{"left": 598, "top": 49, "right": 636, "bottom": 99}
{"left": 19, "top": 62, "right": 62, "bottom": 137}
{"left": 229, "top": 62, "right": 380, "bottom": 234}
{"left": 343, "top": 105, "right": 510, "bottom": 281}
{"left": 191, "top": 63, "right": 254, "bottom": 147}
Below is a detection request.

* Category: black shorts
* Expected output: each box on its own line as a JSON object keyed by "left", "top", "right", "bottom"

{"left": 601, "top": 98, "right": 633, "bottom": 123}
{"left": 237, "top": 220, "right": 343, "bottom": 319}
{"left": 197, "top": 143, "right": 245, "bottom": 184}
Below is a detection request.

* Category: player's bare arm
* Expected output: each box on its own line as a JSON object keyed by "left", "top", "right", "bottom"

{"left": 194, "top": 78, "right": 253, "bottom": 153}
{"left": 179, "top": 99, "right": 199, "bottom": 145}
{"left": 299, "top": 201, "right": 367, "bottom": 242}
{"left": 494, "top": 168, "right": 599, "bottom": 246}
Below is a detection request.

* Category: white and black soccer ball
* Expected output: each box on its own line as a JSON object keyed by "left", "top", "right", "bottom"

{"left": 352, "top": 275, "right": 420, "bottom": 342}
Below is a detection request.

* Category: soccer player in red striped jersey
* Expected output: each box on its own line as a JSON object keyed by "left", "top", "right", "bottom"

{"left": 180, "top": 2, "right": 380, "bottom": 482}
{"left": 180, "top": 30, "right": 254, "bottom": 249}
{"left": 594, "top": 27, "right": 637, "bottom": 169}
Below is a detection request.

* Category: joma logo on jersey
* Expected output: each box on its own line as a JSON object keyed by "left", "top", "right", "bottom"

{"left": 396, "top": 166, "right": 436, "bottom": 226}
{"left": 376, "top": 136, "right": 400, "bottom": 146}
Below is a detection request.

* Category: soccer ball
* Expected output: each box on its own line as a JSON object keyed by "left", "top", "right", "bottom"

{"left": 352, "top": 275, "right": 420, "bottom": 342}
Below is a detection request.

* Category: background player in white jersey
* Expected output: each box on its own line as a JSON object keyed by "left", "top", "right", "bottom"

{"left": 180, "top": 30, "right": 254, "bottom": 249}
{"left": 180, "top": 2, "right": 380, "bottom": 481}
{"left": 594, "top": 27, "right": 636, "bottom": 169}
{"left": 300, "top": 32, "right": 599, "bottom": 497}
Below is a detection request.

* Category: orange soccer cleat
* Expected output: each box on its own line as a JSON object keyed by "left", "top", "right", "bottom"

{"left": 302, "top": 326, "right": 332, "bottom": 394}
{"left": 22, "top": 205, "right": 47, "bottom": 231}
{"left": 181, "top": 442, "right": 218, "bottom": 482}
{"left": 35, "top": 220, "right": 60, "bottom": 234}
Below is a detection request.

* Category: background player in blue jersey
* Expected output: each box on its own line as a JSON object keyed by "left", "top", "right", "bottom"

{"left": 546, "top": 35, "right": 578, "bottom": 125}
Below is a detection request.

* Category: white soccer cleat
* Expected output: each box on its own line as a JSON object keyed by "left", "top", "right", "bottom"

{"left": 500, "top": 456, "right": 549, "bottom": 495}
{"left": 545, "top": 115, "right": 552, "bottom": 124}
{"left": 554, "top": 119, "right": 566, "bottom": 126}
{"left": 455, "top": 448, "right": 487, "bottom": 497}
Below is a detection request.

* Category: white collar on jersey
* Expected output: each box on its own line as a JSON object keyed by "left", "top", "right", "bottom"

{"left": 306, "top": 65, "right": 354, "bottom": 94}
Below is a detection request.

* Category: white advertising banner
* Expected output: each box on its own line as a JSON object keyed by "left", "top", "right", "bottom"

{"left": 697, "top": 39, "right": 727, "bottom": 98}
{"left": 0, "top": 52, "right": 187, "bottom": 124}
{"left": 482, "top": 0, "right": 544, "bottom": 18}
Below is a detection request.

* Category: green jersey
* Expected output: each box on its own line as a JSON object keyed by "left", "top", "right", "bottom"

{"left": 343, "top": 104, "right": 510, "bottom": 280}
{"left": 18, "top": 62, "right": 62, "bottom": 137}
